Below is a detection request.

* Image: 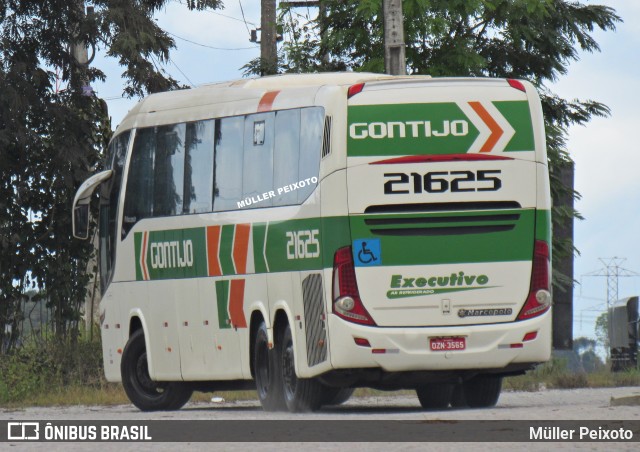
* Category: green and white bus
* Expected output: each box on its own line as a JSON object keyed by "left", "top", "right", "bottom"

{"left": 73, "top": 73, "right": 552, "bottom": 412}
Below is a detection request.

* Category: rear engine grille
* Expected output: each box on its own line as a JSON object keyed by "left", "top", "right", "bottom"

{"left": 363, "top": 202, "right": 522, "bottom": 237}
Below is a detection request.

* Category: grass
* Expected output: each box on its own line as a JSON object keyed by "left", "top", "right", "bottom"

{"left": 2, "top": 339, "right": 640, "bottom": 409}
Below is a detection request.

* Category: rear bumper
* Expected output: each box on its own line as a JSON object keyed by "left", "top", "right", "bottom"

{"left": 326, "top": 309, "right": 551, "bottom": 373}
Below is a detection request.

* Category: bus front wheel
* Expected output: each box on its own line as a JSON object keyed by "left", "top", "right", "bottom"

{"left": 280, "top": 324, "right": 324, "bottom": 412}
{"left": 121, "top": 329, "right": 192, "bottom": 411}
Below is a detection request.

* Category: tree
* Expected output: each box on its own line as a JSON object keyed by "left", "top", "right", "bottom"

{"left": 0, "top": 0, "right": 222, "bottom": 352}
{"left": 573, "top": 336, "right": 604, "bottom": 372}
{"left": 595, "top": 311, "right": 609, "bottom": 357}
{"left": 272, "top": 0, "right": 621, "bottom": 292}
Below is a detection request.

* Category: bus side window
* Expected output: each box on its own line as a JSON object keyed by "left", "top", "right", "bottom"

{"left": 298, "top": 107, "right": 323, "bottom": 204}
{"left": 123, "top": 127, "right": 155, "bottom": 237}
{"left": 154, "top": 124, "right": 185, "bottom": 217}
{"left": 273, "top": 109, "right": 301, "bottom": 207}
{"left": 214, "top": 117, "right": 244, "bottom": 212}
{"left": 242, "top": 112, "right": 275, "bottom": 209}
{"left": 184, "top": 120, "right": 214, "bottom": 214}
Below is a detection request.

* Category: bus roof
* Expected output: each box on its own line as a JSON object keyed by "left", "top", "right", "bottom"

{"left": 114, "top": 73, "right": 529, "bottom": 134}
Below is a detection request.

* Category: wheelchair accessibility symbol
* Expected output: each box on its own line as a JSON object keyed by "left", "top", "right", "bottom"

{"left": 353, "top": 239, "right": 381, "bottom": 267}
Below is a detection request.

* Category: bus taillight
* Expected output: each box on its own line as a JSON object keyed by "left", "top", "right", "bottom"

{"left": 517, "top": 240, "right": 552, "bottom": 320}
{"left": 332, "top": 247, "right": 376, "bottom": 326}
{"left": 347, "top": 83, "right": 365, "bottom": 98}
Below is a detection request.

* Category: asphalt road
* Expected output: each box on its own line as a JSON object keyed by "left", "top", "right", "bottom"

{"left": 2, "top": 387, "right": 639, "bottom": 451}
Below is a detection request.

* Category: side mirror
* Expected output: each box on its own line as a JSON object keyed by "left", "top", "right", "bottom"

{"left": 73, "top": 204, "right": 90, "bottom": 240}
{"left": 72, "top": 170, "right": 113, "bottom": 240}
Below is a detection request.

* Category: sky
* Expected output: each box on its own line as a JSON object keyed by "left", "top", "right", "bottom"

{"left": 92, "top": 0, "right": 639, "bottom": 342}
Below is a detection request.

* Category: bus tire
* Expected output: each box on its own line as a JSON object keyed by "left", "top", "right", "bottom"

{"left": 280, "top": 324, "right": 324, "bottom": 412}
{"left": 254, "top": 321, "right": 286, "bottom": 411}
{"left": 321, "top": 387, "right": 355, "bottom": 406}
{"left": 463, "top": 375, "right": 502, "bottom": 408}
{"left": 416, "top": 383, "right": 454, "bottom": 410}
{"left": 121, "top": 329, "right": 192, "bottom": 411}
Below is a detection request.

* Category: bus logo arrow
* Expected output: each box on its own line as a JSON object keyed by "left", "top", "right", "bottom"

{"left": 462, "top": 101, "right": 516, "bottom": 153}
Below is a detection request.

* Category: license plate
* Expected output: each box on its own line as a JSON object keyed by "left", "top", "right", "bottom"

{"left": 430, "top": 337, "right": 466, "bottom": 351}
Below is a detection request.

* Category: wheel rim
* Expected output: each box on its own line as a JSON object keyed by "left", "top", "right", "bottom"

{"left": 282, "top": 339, "right": 297, "bottom": 399}
{"left": 133, "top": 352, "right": 165, "bottom": 396}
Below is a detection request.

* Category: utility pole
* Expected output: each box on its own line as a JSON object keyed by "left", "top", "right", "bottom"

{"left": 552, "top": 161, "right": 574, "bottom": 350}
{"left": 71, "top": 2, "right": 100, "bottom": 336}
{"left": 70, "top": 3, "right": 95, "bottom": 96}
{"left": 382, "top": 0, "right": 406, "bottom": 75}
{"left": 261, "top": 0, "right": 278, "bottom": 75}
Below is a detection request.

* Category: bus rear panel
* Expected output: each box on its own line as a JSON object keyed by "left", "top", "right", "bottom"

{"left": 325, "top": 78, "right": 551, "bottom": 383}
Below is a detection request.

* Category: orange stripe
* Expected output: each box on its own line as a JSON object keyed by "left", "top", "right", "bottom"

{"left": 233, "top": 224, "right": 251, "bottom": 274}
{"left": 257, "top": 90, "right": 280, "bottom": 112}
{"left": 229, "top": 279, "right": 247, "bottom": 328}
{"left": 469, "top": 101, "right": 503, "bottom": 153}
{"left": 206, "top": 226, "right": 222, "bottom": 276}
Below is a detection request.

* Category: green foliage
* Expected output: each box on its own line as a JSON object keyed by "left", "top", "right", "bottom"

{"left": 0, "top": 336, "right": 104, "bottom": 405}
{"left": 273, "top": 0, "right": 621, "bottom": 291}
{"left": 0, "top": 0, "right": 222, "bottom": 352}
{"left": 504, "top": 357, "right": 640, "bottom": 391}
{"left": 595, "top": 311, "right": 609, "bottom": 351}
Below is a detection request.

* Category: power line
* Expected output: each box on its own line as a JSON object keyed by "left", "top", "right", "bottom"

{"left": 166, "top": 30, "right": 258, "bottom": 50}
{"left": 582, "top": 257, "right": 640, "bottom": 310}
{"left": 170, "top": 0, "right": 258, "bottom": 26}
{"left": 238, "top": 0, "right": 251, "bottom": 36}
{"left": 169, "top": 57, "right": 195, "bottom": 87}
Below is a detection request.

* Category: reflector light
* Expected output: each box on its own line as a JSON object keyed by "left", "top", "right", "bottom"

{"left": 507, "top": 79, "right": 526, "bottom": 92}
{"left": 354, "top": 337, "right": 371, "bottom": 347}
{"left": 522, "top": 331, "right": 538, "bottom": 342}
{"left": 517, "top": 240, "right": 552, "bottom": 320}
{"left": 510, "top": 343, "right": 524, "bottom": 349}
{"left": 372, "top": 349, "right": 386, "bottom": 354}
{"left": 348, "top": 83, "right": 365, "bottom": 98}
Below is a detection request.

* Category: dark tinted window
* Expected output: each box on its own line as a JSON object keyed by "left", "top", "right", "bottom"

{"left": 184, "top": 120, "right": 214, "bottom": 214}
{"left": 153, "top": 124, "right": 185, "bottom": 217}
{"left": 213, "top": 116, "right": 244, "bottom": 211}
{"left": 100, "top": 131, "right": 130, "bottom": 294}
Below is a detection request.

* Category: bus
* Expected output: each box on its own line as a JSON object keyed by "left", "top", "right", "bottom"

{"left": 72, "top": 73, "right": 552, "bottom": 412}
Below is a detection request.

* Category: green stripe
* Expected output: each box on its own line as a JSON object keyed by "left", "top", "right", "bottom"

{"left": 347, "top": 101, "right": 534, "bottom": 157}
{"left": 134, "top": 232, "right": 143, "bottom": 280}
{"left": 494, "top": 101, "right": 535, "bottom": 152}
{"left": 349, "top": 209, "right": 536, "bottom": 266}
{"left": 252, "top": 223, "right": 269, "bottom": 273}
{"left": 215, "top": 280, "right": 230, "bottom": 329}
{"left": 347, "top": 103, "right": 478, "bottom": 157}
{"left": 132, "top": 209, "right": 541, "bottom": 282}
{"left": 136, "top": 228, "right": 208, "bottom": 281}
{"left": 535, "top": 209, "right": 552, "bottom": 243}
{"left": 219, "top": 225, "right": 236, "bottom": 275}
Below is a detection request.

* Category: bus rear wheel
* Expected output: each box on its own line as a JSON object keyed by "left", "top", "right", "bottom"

{"left": 416, "top": 382, "right": 454, "bottom": 410}
{"left": 121, "top": 329, "right": 192, "bottom": 411}
{"left": 254, "top": 321, "right": 286, "bottom": 411}
{"left": 462, "top": 375, "right": 502, "bottom": 408}
{"left": 280, "top": 324, "right": 324, "bottom": 412}
{"left": 321, "top": 387, "right": 355, "bottom": 407}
